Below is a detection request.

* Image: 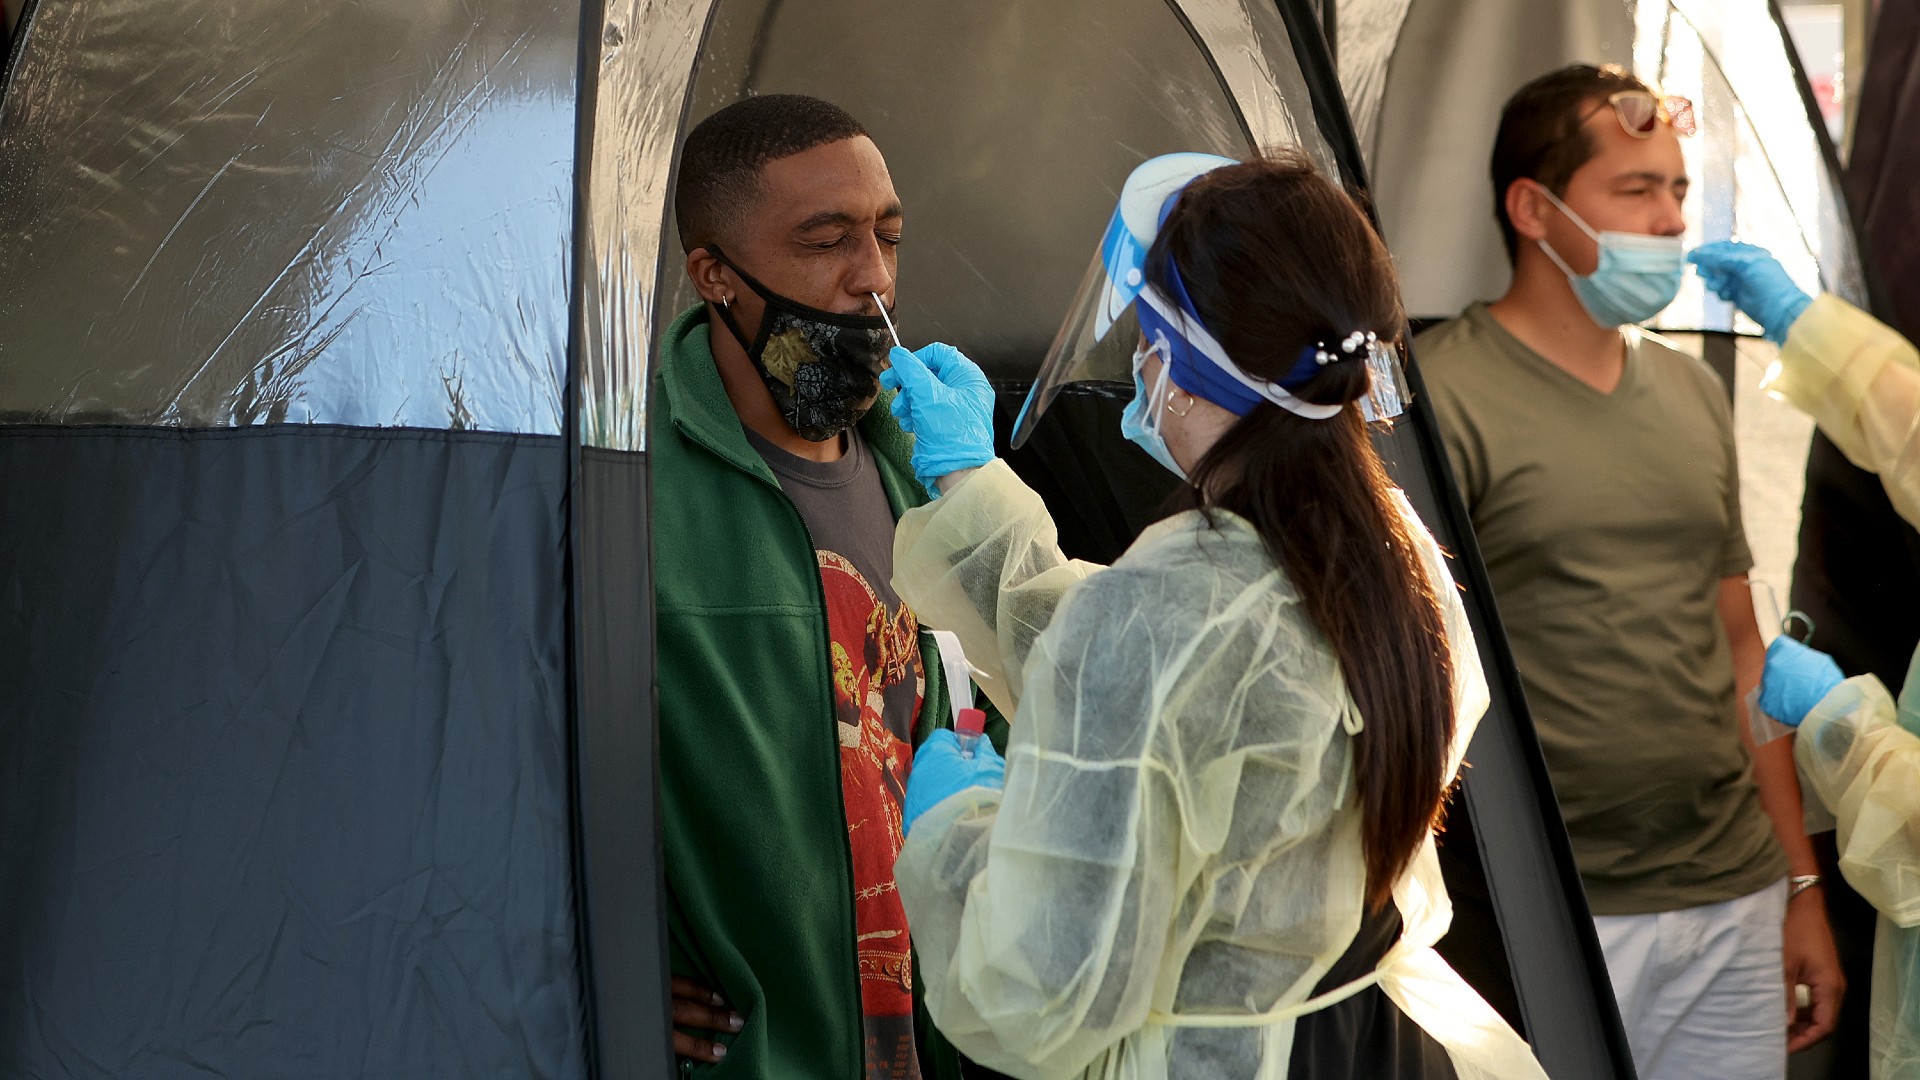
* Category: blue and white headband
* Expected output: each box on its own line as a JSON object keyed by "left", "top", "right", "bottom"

{"left": 1135, "top": 260, "right": 1346, "bottom": 421}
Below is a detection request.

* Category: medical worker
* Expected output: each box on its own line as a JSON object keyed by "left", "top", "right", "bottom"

{"left": 1692, "top": 239, "right": 1920, "bottom": 1079}
{"left": 877, "top": 152, "right": 1550, "bottom": 1080}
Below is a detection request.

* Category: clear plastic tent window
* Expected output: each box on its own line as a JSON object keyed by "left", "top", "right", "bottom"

{"left": 1341, "top": 0, "right": 1866, "bottom": 331}
{"left": 0, "top": 0, "right": 575, "bottom": 433}
{"left": 1630, "top": 0, "right": 1867, "bottom": 333}
{"left": 656, "top": 0, "right": 1330, "bottom": 383}
{"left": 0, "top": 0, "right": 1339, "bottom": 443}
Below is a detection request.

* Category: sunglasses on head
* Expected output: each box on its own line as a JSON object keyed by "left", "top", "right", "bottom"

{"left": 1580, "top": 89, "right": 1697, "bottom": 138}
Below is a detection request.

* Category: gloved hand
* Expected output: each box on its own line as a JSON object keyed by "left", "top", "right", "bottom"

{"left": 878, "top": 343, "right": 996, "bottom": 497}
{"left": 1687, "top": 241, "right": 1814, "bottom": 345}
{"left": 1758, "top": 635, "right": 1846, "bottom": 727}
{"left": 903, "top": 729, "right": 1006, "bottom": 836}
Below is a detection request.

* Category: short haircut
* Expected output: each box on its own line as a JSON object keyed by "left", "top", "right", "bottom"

{"left": 1490, "top": 64, "right": 1651, "bottom": 263}
{"left": 673, "top": 94, "right": 870, "bottom": 252}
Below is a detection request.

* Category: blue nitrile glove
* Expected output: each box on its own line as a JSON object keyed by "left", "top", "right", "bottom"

{"left": 903, "top": 729, "right": 1006, "bottom": 836}
{"left": 1687, "top": 241, "right": 1814, "bottom": 345}
{"left": 877, "top": 343, "right": 996, "bottom": 497}
{"left": 1758, "top": 635, "right": 1846, "bottom": 727}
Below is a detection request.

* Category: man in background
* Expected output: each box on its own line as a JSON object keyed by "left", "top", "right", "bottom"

{"left": 1414, "top": 64, "right": 1845, "bottom": 1079}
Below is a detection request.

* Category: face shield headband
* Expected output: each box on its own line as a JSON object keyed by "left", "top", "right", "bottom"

{"left": 1140, "top": 251, "right": 1409, "bottom": 425}
{"left": 1136, "top": 257, "right": 1343, "bottom": 421}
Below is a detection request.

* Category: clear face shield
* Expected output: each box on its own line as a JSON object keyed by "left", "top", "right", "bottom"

{"left": 1027, "top": 253, "right": 1147, "bottom": 424}
{"left": 1012, "top": 153, "right": 1235, "bottom": 449}
{"left": 1012, "top": 153, "right": 1411, "bottom": 449}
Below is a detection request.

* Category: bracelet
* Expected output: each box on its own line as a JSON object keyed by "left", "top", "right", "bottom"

{"left": 1789, "top": 874, "right": 1823, "bottom": 901}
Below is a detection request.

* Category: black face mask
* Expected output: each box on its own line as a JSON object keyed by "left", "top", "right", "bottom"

{"left": 706, "top": 245, "right": 896, "bottom": 442}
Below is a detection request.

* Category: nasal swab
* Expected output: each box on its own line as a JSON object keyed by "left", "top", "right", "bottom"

{"left": 872, "top": 292, "right": 902, "bottom": 348}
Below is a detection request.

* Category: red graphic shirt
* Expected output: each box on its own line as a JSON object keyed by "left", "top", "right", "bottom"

{"left": 745, "top": 428, "right": 926, "bottom": 1080}
{"left": 820, "top": 550, "right": 924, "bottom": 1080}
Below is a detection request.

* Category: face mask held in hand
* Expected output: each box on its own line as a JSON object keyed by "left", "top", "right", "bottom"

{"left": 706, "top": 245, "right": 897, "bottom": 441}
{"left": 1530, "top": 183, "right": 1686, "bottom": 329}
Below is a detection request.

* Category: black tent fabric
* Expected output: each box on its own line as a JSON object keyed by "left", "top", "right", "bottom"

{"left": 1847, "top": 0, "right": 1920, "bottom": 344}
{"left": 0, "top": 428, "right": 583, "bottom": 1076}
{"left": 2, "top": 1, "right": 1628, "bottom": 1077}
{"left": 1800, "top": 0, "right": 1920, "bottom": 695}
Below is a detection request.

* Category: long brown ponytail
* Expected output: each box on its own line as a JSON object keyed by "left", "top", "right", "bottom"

{"left": 1146, "top": 152, "right": 1455, "bottom": 910}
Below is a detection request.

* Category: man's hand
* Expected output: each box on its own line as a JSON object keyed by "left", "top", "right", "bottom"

{"left": 1783, "top": 887, "right": 1844, "bottom": 1052}
{"left": 1719, "top": 579, "right": 1846, "bottom": 1051}
{"left": 672, "top": 976, "right": 742, "bottom": 1064}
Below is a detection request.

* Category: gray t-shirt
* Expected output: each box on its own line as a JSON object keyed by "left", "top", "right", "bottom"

{"left": 1415, "top": 303, "right": 1784, "bottom": 915}
{"left": 746, "top": 427, "right": 926, "bottom": 1080}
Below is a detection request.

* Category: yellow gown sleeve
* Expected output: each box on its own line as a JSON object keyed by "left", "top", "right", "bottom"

{"left": 1793, "top": 642, "right": 1920, "bottom": 1076}
{"left": 1794, "top": 657, "right": 1920, "bottom": 930}
{"left": 890, "top": 459, "right": 1101, "bottom": 719}
{"left": 890, "top": 560, "right": 1197, "bottom": 1079}
{"left": 1773, "top": 294, "right": 1920, "bottom": 528}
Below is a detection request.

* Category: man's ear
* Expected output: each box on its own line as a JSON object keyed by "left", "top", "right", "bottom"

{"left": 1505, "top": 180, "right": 1552, "bottom": 245}
{"left": 685, "top": 246, "right": 734, "bottom": 306}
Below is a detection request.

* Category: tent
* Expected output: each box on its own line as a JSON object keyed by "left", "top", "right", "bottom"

{"left": 1, "top": 1, "right": 1633, "bottom": 1076}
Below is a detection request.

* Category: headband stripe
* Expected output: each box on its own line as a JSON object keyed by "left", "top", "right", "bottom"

{"left": 1136, "top": 284, "right": 1345, "bottom": 421}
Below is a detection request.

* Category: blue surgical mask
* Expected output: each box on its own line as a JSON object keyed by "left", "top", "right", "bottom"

{"left": 1120, "top": 345, "right": 1186, "bottom": 479}
{"left": 1532, "top": 184, "right": 1686, "bottom": 328}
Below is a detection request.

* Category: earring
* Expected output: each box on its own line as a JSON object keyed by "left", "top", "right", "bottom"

{"left": 1165, "top": 387, "right": 1195, "bottom": 418}
{"left": 719, "top": 295, "right": 732, "bottom": 310}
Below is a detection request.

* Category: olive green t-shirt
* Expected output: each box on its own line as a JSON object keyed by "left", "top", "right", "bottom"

{"left": 1415, "top": 303, "right": 1786, "bottom": 915}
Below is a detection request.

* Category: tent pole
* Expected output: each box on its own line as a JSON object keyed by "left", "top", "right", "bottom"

{"left": 565, "top": 0, "right": 605, "bottom": 1072}
{"left": 1320, "top": 0, "right": 1337, "bottom": 70}
{"left": 0, "top": 0, "right": 45, "bottom": 96}
{"left": 564, "top": 2, "right": 677, "bottom": 1078}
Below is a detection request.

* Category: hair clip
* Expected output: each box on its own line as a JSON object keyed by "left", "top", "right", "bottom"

{"left": 1319, "top": 331, "right": 1380, "bottom": 364}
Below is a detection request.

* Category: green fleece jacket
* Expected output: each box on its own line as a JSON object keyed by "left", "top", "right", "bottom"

{"left": 654, "top": 305, "right": 1000, "bottom": 1080}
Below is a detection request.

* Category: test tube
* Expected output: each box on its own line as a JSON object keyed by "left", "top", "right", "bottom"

{"left": 956, "top": 708, "right": 987, "bottom": 759}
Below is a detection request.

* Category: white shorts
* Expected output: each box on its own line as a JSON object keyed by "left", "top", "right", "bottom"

{"left": 1592, "top": 879, "right": 1788, "bottom": 1080}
